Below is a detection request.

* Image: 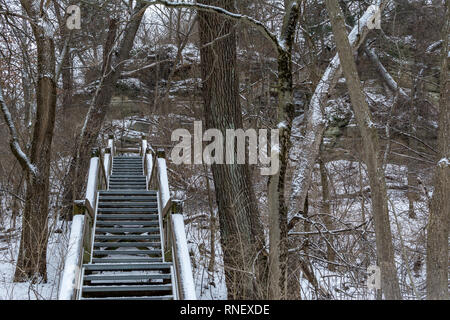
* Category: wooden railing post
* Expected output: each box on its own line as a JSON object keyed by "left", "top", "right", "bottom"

{"left": 85, "top": 149, "right": 100, "bottom": 213}
{"left": 91, "top": 147, "right": 100, "bottom": 190}
{"left": 164, "top": 200, "right": 183, "bottom": 261}
{"left": 156, "top": 148, "right": 170, "bottom": 209}
{"left": 93, "top": 148, "right": 107, "bottom": 190}
{"left": 156, "top": 148, "right": 165, "bottom": 158}
{"left": 108, "top": 134, "right": 115, "bottom": 157}
{"left": 73, "top": 200, "right": 93, "bottom": 264}
{"left": 141, "top": 135, "right": 147, "bottom": 157}
{"left": 148, "top": 150, "right": 157, "bottom": 190}
{"left": 104, "top": 147, "right": 111, "bottom": 189}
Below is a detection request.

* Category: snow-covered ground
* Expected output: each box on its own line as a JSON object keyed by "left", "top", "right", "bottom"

{"left": 0, "top": 117, "right": 433, "bottom": 300}
{"left": 0, "top": 219, "right": 69, "bottom": 300}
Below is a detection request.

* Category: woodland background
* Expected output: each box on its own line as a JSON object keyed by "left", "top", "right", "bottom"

{"left": 0, "top": 0, "right": 448, "bottom": 300}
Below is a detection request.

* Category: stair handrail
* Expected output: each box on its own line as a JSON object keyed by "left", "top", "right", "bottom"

{"left": 58, "top": 212, "right": 86, "bottom": 300}
{"left": 142, "top": 139, "right": 196, "bottom": 300}
{"left": 58, "top": 145, "right": 110, "bottom": 299}
{"left": 169, "top": 200, "right": 197, "bottom": 300}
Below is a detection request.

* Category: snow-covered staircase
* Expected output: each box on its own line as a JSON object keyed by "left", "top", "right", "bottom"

{"left": 59, "top": 136, "right": 195, "bottom": 300}
{"left": 80, "top": 156, "right": 174, "bottom": 300}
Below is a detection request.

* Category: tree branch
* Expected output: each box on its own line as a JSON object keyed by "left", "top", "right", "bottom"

{"left": 0, "top": 85, "right": 37, "bottom": 176}
{"left": 143, "top": 0, "right": 283, "bottom": 52}
{"left": 288, "top": 1, "right": 388, "bottom": 227}
{"left": 364, "top": 45, "right": 409, "bottom": 102}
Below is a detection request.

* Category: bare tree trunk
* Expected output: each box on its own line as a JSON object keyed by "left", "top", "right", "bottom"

{"left": 11, "top": 174, "right": 24, "bottom": 229}
{"left": 267, "top": 0, "right": 300, "bottom": 300}
{"left": 319, "top": 155, "right": 335, "bottom": 271}
{"left": 198, "top": 0, "right": 267, "bottom": 299}
{"left": 53, "top": 0, "right": 73, "bottom": 112}
{"left": 21, "top": 67, "right": 33, "bottom": 131}
{"left": 18, "top": 7, "right": 33, "bottom": 133}
{"left": 61, "top": 47, "right": 73, "bottom": 111}
{"left": 407, "top": 110, "right": 418, "bottom": 219}
{"left": 204, "top": 164, "right": 216, "bottom": 273}
{"left": 324, "top": 0, "right": 402, "bottom": 299}
{"left": 12, "top": 0, "right": 57, "bottom": 282}
{"left": 426, "top": 0, "right": 449, "bottom": 300}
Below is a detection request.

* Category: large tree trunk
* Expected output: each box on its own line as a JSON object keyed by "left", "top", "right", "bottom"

{"left": 13, "top": 0, "right": 57, "bottom": 282}
{"left": 61, "top": 2, "right": 147, "bottom": 219}
{"left": 198, "top": 0, "right": 267, "bottom": 299}
{"left": 426, "top": 0, "right": 449, "bottom": 300}
{"left": 324, "top": 0, "right": 402, "bottom": 299}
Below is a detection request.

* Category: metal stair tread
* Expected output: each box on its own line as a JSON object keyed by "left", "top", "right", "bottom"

{"left": 83, "top": 263, "right": 171, "bottom": 271}
{"left": 82, "top": 284, "right": 172, "bottom": 293}
{"left": 93, "top": 249, "right": 162, "bottom": 256}
{"left": 97, "top": 214, "right": 159, "bottom": 220}
{"left": 95, "top": 227, "right": 160, "bottom": 233}
{"left": 91, "top": 258, "right": 163, "bottom": 263}
{"left": 84, "top": 274, "right": 171, "bottom": 281}
{"left": 98, "top": 208, "right": 157, "bottom": 212}
{"left": 80, "top": 295, "right": 173, "bottom": 300}
{"left": 93, "top": 242, "right": 161, "bottom": 247}
{"left": 95, "top": 222, "right": 159, "bottom": 227}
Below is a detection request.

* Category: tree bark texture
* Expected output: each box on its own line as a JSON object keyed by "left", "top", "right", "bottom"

{"left": 198, "top": 0, "right": 267, "bottom": 299}
{"left": 426, "top": 0, "right": 449, "bottom": 300}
